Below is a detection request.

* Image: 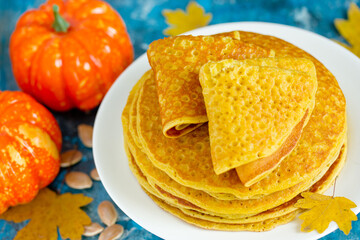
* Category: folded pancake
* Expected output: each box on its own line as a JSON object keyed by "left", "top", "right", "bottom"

{"left": 147, "top": 31, "right": 275, "bottom": 138}
{"left": 199, "top": 58, "right": 317, "bottom": 184}
{"left": 221, "top": 57, "right": 317, "bottom": 188}
{"left": 135, "top": 62, "right": 345, "bottom": 199}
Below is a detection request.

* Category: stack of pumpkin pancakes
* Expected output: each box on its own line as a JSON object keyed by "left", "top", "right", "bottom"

{"left": 122, "top": 31, "right": 347, "bottom": 231}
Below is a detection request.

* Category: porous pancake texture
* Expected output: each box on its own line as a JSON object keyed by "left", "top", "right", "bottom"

{"left": 121, "top": 31, "right": 347, "bottom": 231}
{"left": 147, "top": 32, "right": 274, "bottom": 138}
{"left": 199, "top": 58, "right": 317, "bottom": 175}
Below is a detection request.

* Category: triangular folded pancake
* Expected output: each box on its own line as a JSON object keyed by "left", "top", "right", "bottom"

{"left": 232, "top": 58, "right": 317, "bottom": 186}
{"left": 199, "top": 58, "right": 318, "bottom": 177}
{"left": 147, "top": 31, "right": 274, "bottom": 138}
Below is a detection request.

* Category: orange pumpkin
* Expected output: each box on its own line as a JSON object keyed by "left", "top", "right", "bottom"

{"left": 0, "top": 91, "right": 62, "bottom": 214}
{"left": 10, "top": 0, "right": 134, "bottom": 111}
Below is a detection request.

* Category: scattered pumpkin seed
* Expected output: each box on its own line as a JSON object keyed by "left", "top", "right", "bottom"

{"left": 90, "top": 168, "right": 100, "bottom": 181}
{"left": 98, "top": 201, "right": 118, "bottom": 226}
{"left": 99, "top": 224, "right": 124, "bottom": 240}
{"left": 65, "top": 171, "right": 93, "bottom": 189}
{"left": 83, "top": 222, "right": 104, "bottom": 237}
{"left": 60, "top": 149, "right": 83, "bottom": 167}
{"left": 78, "top": 124, "right": 93, "bottom": 148}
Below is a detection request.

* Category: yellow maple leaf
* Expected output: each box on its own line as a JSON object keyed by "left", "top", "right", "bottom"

{"left": 0, "top": 188, "right": 92, "bottom": 240}
{"left": 163, "top": 2, "right": 212, "bottom": 36}
{"left": 334, "top": 3, "right": 360, "bottom": 57}
{"left": 294, "top": 192, "right": 357, "bottom": 235}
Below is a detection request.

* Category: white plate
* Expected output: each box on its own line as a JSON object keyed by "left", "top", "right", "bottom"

{"left": 93, "top": 22, "right": 360, "bottom": 240}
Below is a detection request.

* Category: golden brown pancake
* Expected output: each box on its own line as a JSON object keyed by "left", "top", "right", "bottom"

{"left": 124, "top": 72, "right": 346, "bottom": 215}
{"left": 199, "top": 58, "right": 317, "bottom": 180}
{"left": 147, "top": 32, "right": 274, "bottom": 138}
{"left": 121, "top": 31, "right": 347, "bottom": 231}
{"left": 123, "top": 74, "right": 347, "bottom": 223}
{"left": 232, "top": 58, "right": 318, "bottom": 186}
{"left": 205, "top": 57, "right": 317, "bottom": 187}
{"left": 135, "top": 69, "right": 345, "bottom": 199}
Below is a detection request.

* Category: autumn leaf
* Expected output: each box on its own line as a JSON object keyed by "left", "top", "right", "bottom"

{"left": 294, "top": 192, "right": 357, "bottom": 235}
{"left": 334, "top": 3, "right": 360, "bottom": 57}
{"left": 0, "top": 188, "right": 92, "bottom": 240}
{"left": 163, "top": 2, "right": 212, "bottom": 36}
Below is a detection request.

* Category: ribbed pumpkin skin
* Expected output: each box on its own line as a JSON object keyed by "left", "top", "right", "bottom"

{"left": 0, "top": 91, "right": 62, "bottom": 214}
{"left": 10, "top": 0, "right": 134, "bottom": 111}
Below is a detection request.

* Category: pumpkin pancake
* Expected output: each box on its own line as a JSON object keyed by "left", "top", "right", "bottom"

{"left": 122, "top": 68, "right": 347, "bottom": 230}
{"left": 136, "top": 65, "right": 346, "bottom": 199}
{"left": 127, "top": 73, "right": 346, "bottom": 215}
{"left": 122, "top": 31, "right": 347, "bottom": 231}
{"left": 125, "top": 101, "right": 346, "bottom": 222}
{"left": 147, "top": 32, "right": 274, "bottom": 138}
{"left": 199, "top": 57, "right": 317, "bottom": 184}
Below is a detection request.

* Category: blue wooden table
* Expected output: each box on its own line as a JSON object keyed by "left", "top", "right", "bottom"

{"left": 0, "top": 0, "right": 359, "bottom": 239}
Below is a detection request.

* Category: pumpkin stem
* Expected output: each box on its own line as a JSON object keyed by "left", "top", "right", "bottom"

{"left": 52, "top": 5, "right": 70, "bottom": 33}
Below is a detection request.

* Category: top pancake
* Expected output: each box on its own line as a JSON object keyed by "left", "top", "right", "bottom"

{"left": 147, "top": 32, "right": 274, "bottom": 138}
{"left": 199, "top": 58, "right": 317, "bottom": 174}
{"left": 136, "top": 31, "right": 346, "bottom": 198}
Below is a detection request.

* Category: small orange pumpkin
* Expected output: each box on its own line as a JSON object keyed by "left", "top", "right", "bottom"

{"left": 10, "top": 0, "right": 134, "bottom": 111}
{"left": 0, "top": 91, "right": 62, "bottom": 214}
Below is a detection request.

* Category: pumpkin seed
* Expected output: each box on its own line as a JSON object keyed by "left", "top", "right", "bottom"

{"left": 90, "top": 168, "right": 100, "bottom": 181}
{"left": 78, "top": 124, "right": 93, "bottom": 148}
{"left": 60, "top": 149, "right": 83, "bottom": 167}
{"left": 98, "top": 201, "right": 118, "bottom": 226}
{"left": 99, "top": 224, "right": 124, "bottom": 240}
{"left": 83, "top": 222, "right": 104, "bottom": 237}
{"left": 65, "top": 171, "right": 93, "bottom": 189}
